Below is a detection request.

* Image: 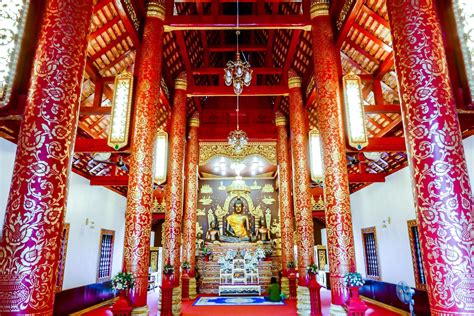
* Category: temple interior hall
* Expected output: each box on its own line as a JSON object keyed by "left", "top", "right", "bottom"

{"left": 0, "top": 0, "right": 473, "bottom": 315}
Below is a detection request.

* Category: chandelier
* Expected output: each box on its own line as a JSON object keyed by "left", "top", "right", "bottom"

{"left": 227, "top": 94, "right": 248, "bottom": 153}
{"left": 223, "top": 0, "right": 252, "bottom": 95}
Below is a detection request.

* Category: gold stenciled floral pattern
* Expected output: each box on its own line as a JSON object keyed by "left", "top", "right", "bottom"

{"left": 387, "top": 1, "right": 474, "bottom": 314}
{"left": 163, "top": 73, "right": 188, "bottom": 288}
{"left": 311, "top": 14, "right": 355, "bottom": 306}
{"left": 0, "top": 0, "right": 94, "bottom": 312}
{"left": 275, "top": 112, "right": 296, "bottom": 275}
{"left": 182, "top": 113, "right": 200, "bottom": 276}
{"left": 287, "top": 71, "right": 315, "bottom": 282}
{"left": 122, "top": 1, "right": 166, "bottom": 307}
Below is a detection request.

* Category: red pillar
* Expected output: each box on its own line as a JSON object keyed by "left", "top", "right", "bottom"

{"left": 287, "top": 70, "right": 315, "bottom": 284}
{"left": 275, "top": 112, "right": 296, "bottom": 275}
{"left": 0, "top": 0, "right": 93, "bottom": 313}
{"left": 386, "top": 1, "right": 474, "bottom": 314}
{"left": 310, "top": 1, "right": 356, "bottom": 310}
{"left": 164, "top": 72, "right": 188, "bottom": 283}
{"left": 182, "top": 112, "right": 200, "bottom": 299}
{"left": 122, "top": 0, "right": 166, "bottom": 309}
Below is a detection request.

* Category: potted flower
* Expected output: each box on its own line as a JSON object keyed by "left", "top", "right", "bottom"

{"left": 344, "top": 272, "right": 366, "bottom": 305}
{"left": 264, "top": 249, "right": 273, "bottom": 261}
{"left": 182, "top": 261, "right": 191, "bottom": 273}
{"left": 111, "top": 272, "right": 134, "bottom": 310}
{"left": 164, "top": 263, "right": 175, "bottom": 275}
{"left": 287, "top": 261, "right": 296, "bottom": 274}
{"left": 306, "top": 263, "right": 318, "bottom": 275}
{"left": 202, "top": 247, "right": 212, "bottom": 262}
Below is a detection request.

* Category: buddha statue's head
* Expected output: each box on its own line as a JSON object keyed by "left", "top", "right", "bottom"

{"left": 233, "top": 198, "right": 244, "bottom": 214}
{"left": 197, "top": 232, "right": 203, "bottom": 239}
{"left": 210, "top": 221, "right": 217, "bottom": 229}
{"left": 260, "top": 218, "right": 265, "bottom": 228}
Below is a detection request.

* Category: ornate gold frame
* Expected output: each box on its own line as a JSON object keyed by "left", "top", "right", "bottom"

{"left": 199, "top": 141, "right": 277, "bottom": 166}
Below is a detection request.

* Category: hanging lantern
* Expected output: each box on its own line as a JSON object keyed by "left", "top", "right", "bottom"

{"left": 343, "top": 73, "right": 368, "bottom": 150}
{"left": 108, "top": 72, "right": 134, "bottom": 150}
{"left": 153, "top": 130, "right": 168, "bottom": 184}
{"left": 309, "top": 129, "right": 324, "bottom": 184}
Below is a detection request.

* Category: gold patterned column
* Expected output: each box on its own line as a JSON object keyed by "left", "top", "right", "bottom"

{"left": 182, "top": 112, "right": 200, "bottom": 299}
{"left": 310, "top": 1, "right": 356, "bottom": 314}
{"left": 162, "top": 72, "right": 187, "bottom": 315}
{"left": 387, "top": 1, "right": 474, "bottom": 314}
{"left": 288, "top": 70, "right": 315, "bottom": 315}
{"left": 275, "top": 111, "right": 296, "bottom": 296}
{"left": 0, "top": 0, "right": 93, "bottom": 313}
{"left": 122, "top": 1, "right": 166, "bottom": 313}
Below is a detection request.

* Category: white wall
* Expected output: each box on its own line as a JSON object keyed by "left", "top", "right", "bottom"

{"left": 349, "top": 136, "right": 474, "bottom": 287}
{"left": 0, "top": 138, "right": 126, "bottom": 290}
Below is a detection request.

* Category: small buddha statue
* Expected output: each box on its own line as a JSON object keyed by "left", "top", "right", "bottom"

{"left": 196, "top": 232, "right": 205, "bottom": 250}
{"left": 224, "top": 198, "right": 251, "bottom": 241}
{"left": 206, "top": 221, "right": 220, "bottom": 242}
{"left": 256, "top": 218, "right": 271, "bottom": 242}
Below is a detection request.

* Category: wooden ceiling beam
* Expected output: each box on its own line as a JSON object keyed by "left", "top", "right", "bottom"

{"left": 75, "top": 138, "right": 130, "bottom": 153}
{"left": 364, "top": 105, "right": 401, "bottom": 114}
{"left": 100, "top": 48, "right": 133, "bottom": 73}
{"left": 344, "top": 38, "right": 380, "bottom": 65}
{"left": 164, "top": 15, "right": 311, "bottom": 31}
{"left": 352, "top": 24, "right": 392, "bottom": 53}
{"left": 175, "top": 30, "right": 202, "bottom": 112}
{"left": 346, "top": 137, "right": 406, "bottom": 152}
{"left": 79, "top": 106, "right": 112, "bottom": 116}
{"left": 348, "top": 173, "right": 385, "bottom": 183}
{"left": 89, "top": 16, "right": 121, "bottom": 39}
{"left": 373, "top": 53, "right": 395, "bottom": 79}
{"left": 209, "top": 45, "right": 268, "bottom": 52}
{"left": 192, "top": 67, "right": 283, "bottom": 75}
{"left": 187, "top": 85, "right": 289, "bottom": 96}
{"left": 336, "top": 0, "right": 364, "bottom": 48}
{"left": 90, "top": 175, "right": 129, "bottom": 186}
{"left": 360, "top": 4, "right": 390, "bottom": 29}
{"left": 90, "top": 33, "right": 130, "bottom": 61}
{"left": 375, "top": 116, "right": 402, "bottom": 137}
{"left": 114, "top": 0, "right": 140, "bottom": 47}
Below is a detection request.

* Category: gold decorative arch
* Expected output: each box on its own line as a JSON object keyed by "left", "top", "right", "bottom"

{"left": 199, "top": 142, "right": 277, "bottom": 166}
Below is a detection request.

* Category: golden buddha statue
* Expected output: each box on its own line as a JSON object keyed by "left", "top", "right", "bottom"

{"left": 224, "top": 198, "right": 250, "bottom": 242}
{"left": 206, "top": 221, "right": 220, "bottom": 242}
{"left": 256, "top": 218, "right": 271, "bottom": 242}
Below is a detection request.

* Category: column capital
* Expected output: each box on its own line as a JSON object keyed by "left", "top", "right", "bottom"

{"left": 147, "top": 0, "right": 166, "bottom": 20}
{"left": 189, "top": 112, "right": 200, "bottom": 127}
{"left": 275, "top": 111, "right": 287, "bottom": 126}
{"left": 288, "top": 69, "right": 302, "bottom": 89}
{"left": 310, "top": 0, "right": 329, "bottom": 19}
{"left": 175, "top": 72, "right": 187, "bottom": 91}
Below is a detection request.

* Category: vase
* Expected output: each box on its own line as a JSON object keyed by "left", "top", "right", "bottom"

{"left": 113, "top": 290, "right": 132, "bottom": 309}
{"left": 204, "top": 255, "right": 210, "bottom": 262}
{"left": 349, "top": 286, "right": 363, "bottom": 303}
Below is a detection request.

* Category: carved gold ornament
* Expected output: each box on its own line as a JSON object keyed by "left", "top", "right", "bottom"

{"left": 311, "top": 196, "right": 325, "bottom": 211}
{"left": 197, "top": 208, "right": 206, "bottom": 216}
{"left": 199, "top": 142, "right": 276, "bottom": 166}
{"left": 262, "top": 196, "right": 276, "bottom": 205}
{"left": 250, "top": 180, "right": 261, "bottom": 190}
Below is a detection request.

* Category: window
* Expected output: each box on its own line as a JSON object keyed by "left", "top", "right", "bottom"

{"left": 55, "top": 223, "right": 70, "bottom": 292}
{"left": 0, "top": 0, "right": 30, "bottom": 106}
{"left": 361, "top": 227, "right": 380, "bottom": 279}
{"left": 407, "top": 220, "right": 426, "bottom": 290}
{"left": 97, "top": 229, "right": 115, "bottom": 282}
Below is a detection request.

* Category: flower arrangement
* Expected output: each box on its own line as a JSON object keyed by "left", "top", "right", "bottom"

{"left": 264, "top": 249, "right": 273, "bottom": 257}
{"left": 112, "top": 272, "right": 134, "bottom": 291}
{"left": 202, "top": 247, "right": 212, "bottom": 256}
{"left": 255, "top": 248, "right": 266, "bottom": 261}
{"left": 344, "top": 272, "right": 365, "bottom": 287}
{"left": 287, "top": 261, "right": 296, "bottom": 269}
{"left": 163, "top": 264, "right": 174, "bottom": 275}
{"left": 306, "top": 263, "right": 318, "bottom": 275}
{"left": 182, "top": 261, "right": 191, "bottom": 270}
